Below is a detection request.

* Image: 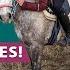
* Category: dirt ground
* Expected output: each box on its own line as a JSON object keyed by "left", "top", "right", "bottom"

{"left": 0, "top": 45, "right": 70, "bottom": 70}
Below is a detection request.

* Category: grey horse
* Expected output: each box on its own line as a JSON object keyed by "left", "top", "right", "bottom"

{"left": 13, "top": 0, "right": 70, "bottom": 69}
{"left": 0, "top": 0, "right": 62, "bottom": 70}
{"left": 13, "top": 2, "right": 57, "bottom": 70}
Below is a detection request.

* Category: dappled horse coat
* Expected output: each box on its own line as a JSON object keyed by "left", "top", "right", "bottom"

{"left": 14, "top": 0, "right": 58, "bottom": 70}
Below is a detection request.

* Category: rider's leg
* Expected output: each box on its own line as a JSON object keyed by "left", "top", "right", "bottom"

{"left": 47, "top": 19, "right": 60, "bottom": 45}
{"left": 46, "top": 0, "right": 62, "bottom": 45}
{"left": 57, "top": 0, "right": 70, "bottom": 46}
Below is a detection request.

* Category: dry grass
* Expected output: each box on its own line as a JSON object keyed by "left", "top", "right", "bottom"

{"left": 0, "top": 45, "right": 70, "bottom": 70}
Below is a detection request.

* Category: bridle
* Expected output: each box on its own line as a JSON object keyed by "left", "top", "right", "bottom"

{"left": 11, "top": 0, "right": 19, "bottom": 17}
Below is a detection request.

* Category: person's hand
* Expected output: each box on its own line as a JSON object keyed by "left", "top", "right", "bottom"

{"left": 17, "top": 0, "right": 24, "bottom": 6}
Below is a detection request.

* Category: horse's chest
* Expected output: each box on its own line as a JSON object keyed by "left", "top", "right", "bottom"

{"left": 22, "top": 11, "right": 43, "bottom": 20}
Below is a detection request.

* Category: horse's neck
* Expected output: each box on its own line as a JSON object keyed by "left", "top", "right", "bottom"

{"left": 25, "top": 0, "right": 38, "bottom": 3}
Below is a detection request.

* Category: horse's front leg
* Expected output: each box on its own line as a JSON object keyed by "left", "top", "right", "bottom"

{"left": 30, "top": 42, "right": 43, "bottom": 70}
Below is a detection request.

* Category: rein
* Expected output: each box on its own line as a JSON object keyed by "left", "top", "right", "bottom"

{"left": 11, "top": 0, "right": 19, "bottom": 16}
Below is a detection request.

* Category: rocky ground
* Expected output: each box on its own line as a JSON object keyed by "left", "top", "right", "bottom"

{"left": 0, "top": 45, "right": 70, "bottom": 70}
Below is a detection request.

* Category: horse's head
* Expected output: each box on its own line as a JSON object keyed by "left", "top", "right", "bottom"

{"left": 0, "top": 0, "right": 12, "bottom": 22}
{"left": 0, "top": 0, "right": 20, "bottom": 22}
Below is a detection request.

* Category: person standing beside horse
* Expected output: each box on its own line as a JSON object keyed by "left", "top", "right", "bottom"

{"left": 48, "top": 0, "right": 70, "bottom": 46}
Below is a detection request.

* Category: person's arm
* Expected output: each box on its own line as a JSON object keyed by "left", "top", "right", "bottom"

{"left": 21, "top": 0, "right": 48, "bottom": 11}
